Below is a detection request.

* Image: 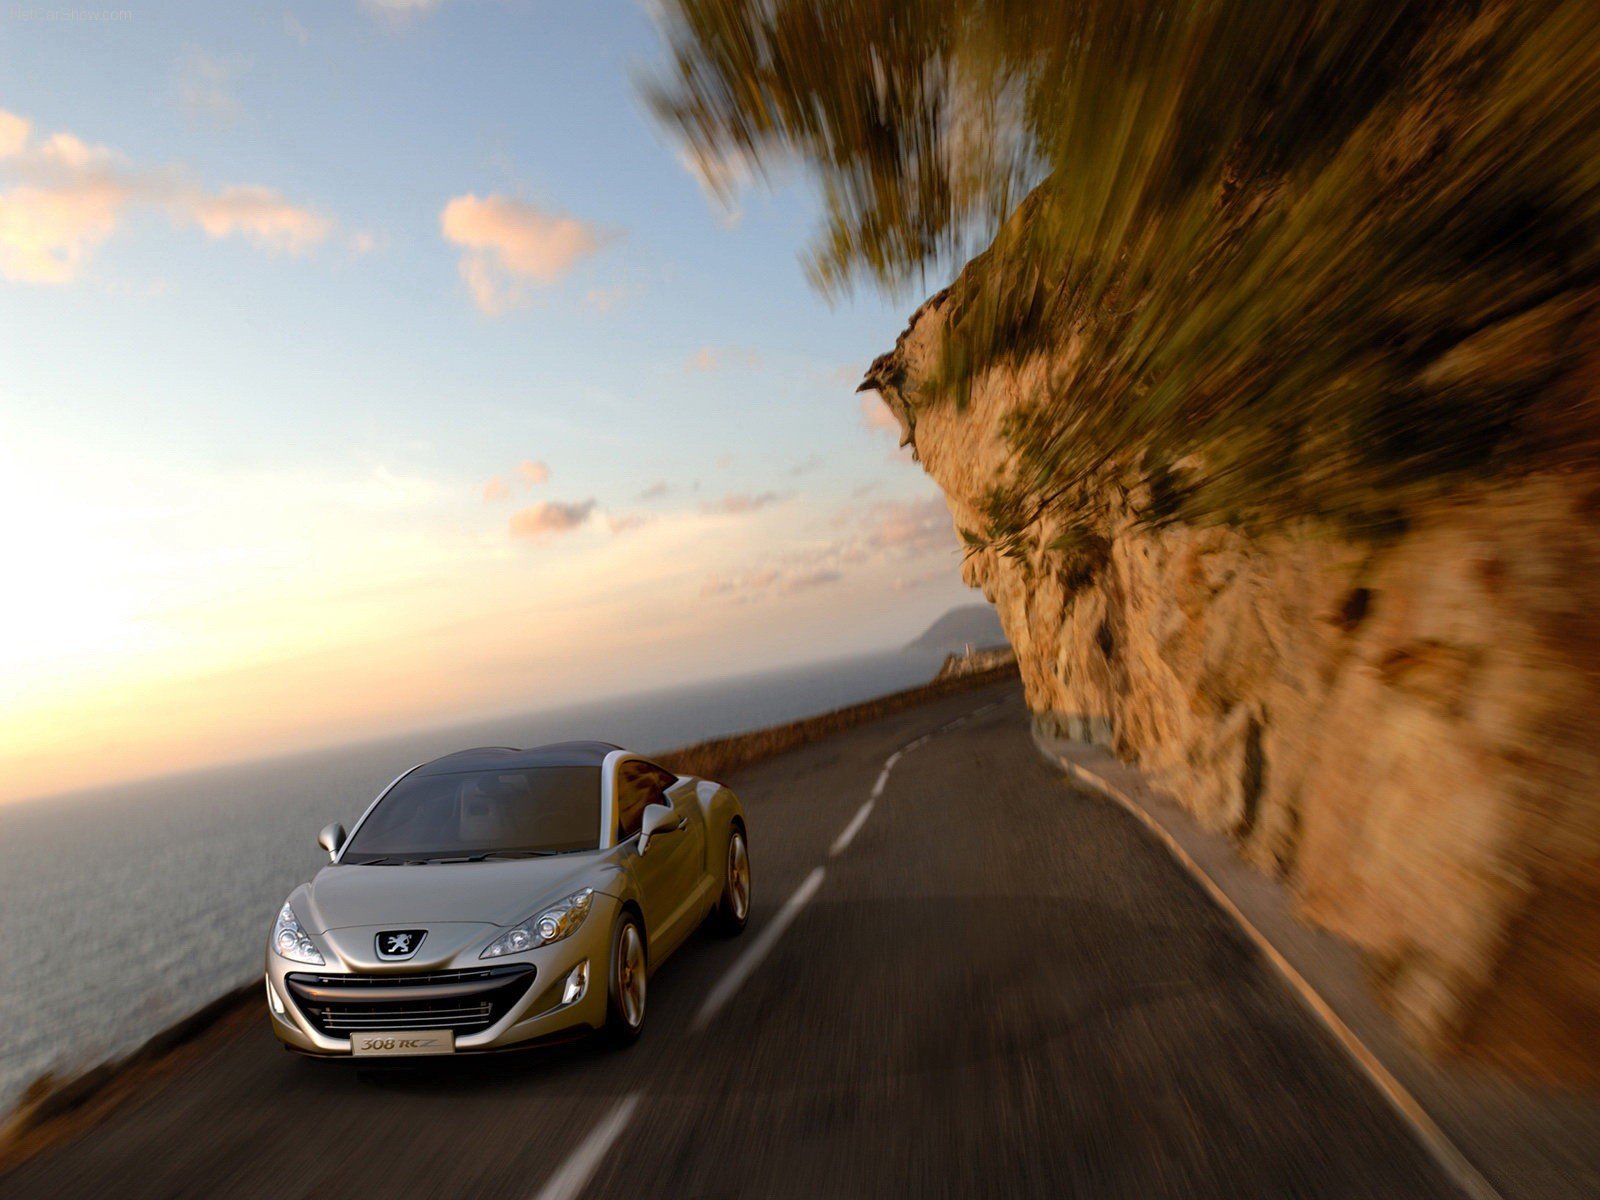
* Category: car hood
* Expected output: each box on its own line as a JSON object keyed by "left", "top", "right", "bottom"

{"left": 303, "top": 854, "right": 619, "bottom": 931}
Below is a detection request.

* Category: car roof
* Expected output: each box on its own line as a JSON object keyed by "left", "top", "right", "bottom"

{"left": 411, "top": 740, "right": 626, "bottom": 777}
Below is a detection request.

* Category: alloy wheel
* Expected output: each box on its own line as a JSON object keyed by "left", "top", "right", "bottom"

{"left": 727, "top": 831, "right": 751, "bottom": 922}
{"left": 617, "top": 921, "right": 646, "bottom": 1028}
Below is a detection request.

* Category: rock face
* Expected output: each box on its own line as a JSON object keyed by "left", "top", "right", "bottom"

{"left": 867, "top": 291, "right": 1600, "bottom": 1083}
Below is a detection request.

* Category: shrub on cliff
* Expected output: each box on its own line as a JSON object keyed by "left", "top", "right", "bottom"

{"left": 649, "top": 1, "right": 1600, "bottom": 544}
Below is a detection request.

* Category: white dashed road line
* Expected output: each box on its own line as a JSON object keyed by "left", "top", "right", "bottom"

{"left": 538, "top": 699, "right": 998, "bottom": 1199}
{"left": 694, "top": 865, "right": 827, "bottom": 1031}
{"left": 831, "top": 736, "right": 920, "bottom": 857}
{"left": 829, "top": 800, "right": 875, "bottom": 857}
{"left": 529, "top": 1093, "right": 641, "bottom": 1200}
{"left": 873, "top": 749, "right": 904, "bottom": 798}
{"left": 702, "top": 721, "right": 948, "bottom": 1028}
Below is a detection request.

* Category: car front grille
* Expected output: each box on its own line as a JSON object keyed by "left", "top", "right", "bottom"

{"left": 284, "top": 964, "right": 536, "bottom": 1037}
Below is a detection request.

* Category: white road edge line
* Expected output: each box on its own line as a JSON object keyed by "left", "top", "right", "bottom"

{"left": 529, "top": 1093, "right": 641, "bottom": 1200}
{"left": 1053, "top": 753, "right": 1505, "bottom": 1200}
{"left": 694, "top": 866, "right": 826, "bottom": 1032}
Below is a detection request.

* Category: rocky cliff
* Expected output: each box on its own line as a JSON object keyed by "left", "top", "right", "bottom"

{"left": 865, "top": 295, "right": 1600, "bottom": 1083}
{"left": 650, "top": 0, "right": 1600, "bottom": 1083}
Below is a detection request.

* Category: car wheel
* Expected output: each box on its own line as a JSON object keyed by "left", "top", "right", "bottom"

{"left": 603, "top": 912, "right": 647, "bottom": 1045}
{"left": 710, "top": 825, "right": 751, "bottom": 936}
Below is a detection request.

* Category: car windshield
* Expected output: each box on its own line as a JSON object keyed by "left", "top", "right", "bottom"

{"left": 340, "top": 766, "right": 602, "bottom": 862}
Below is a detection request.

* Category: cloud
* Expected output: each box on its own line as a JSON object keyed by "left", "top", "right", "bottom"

{"left": 698, "top": 494, "right": 955, "bottom": 608}
{"left": 0, "top": 108, "right": 332, "bottom": 284}
{"left": 891, "top": 567, "right": 950, "bottom": 592}
{"left": 516, "top": 459, "right": 550, "bottom": 487}
{"left": 0, "top": 112, "right": 29, "bottom": 159}
{"left": 780, "top": 567, "right": 843, "bottom": 594}
{"left": 810, "top": 495, "right": 956, "bottom": 568}
{"left": 813, "top": 495, "right": 959, "bottom": 569}
{"left": 440, "top": 193, "right": 605, "bottom": 314}
{"left": 582, "top": 282, "right": 639, "bottom": 312}
{"left": 509, "top": 499, "right": 596, "bottom": 541}
{"left": 182, "top": 184, "right": 331, "bottom": 252}
{"left": 0, "top": 178, "right": 124, "bottom": 285}
{"left": 454, "top": 256, "right": 503, "bottom": 313}
{"left": 482, "top": 477, "right": 510, "bottom": 503}
{"left": 363, "top": 0, "right": 444, "bottom": 13}
{"left": 178, "top": 47, "right": 246, "bottom": 121}
{"left": 701, "top": 491, "right": 789, "bottom": 516}
{"left": 636, "top": 480, "right": 670, "bottom": 501}
{"left": 859, "top": 496, "right": 955, "bottom": 555}
{"left": 860, "top": 392, "right": 901, "bottom": 435}
{"left": 699, "top": 564, "right": 843, "bottom": 604}
{"left": 0, "top": 128, "right": 128, "bottom": 283}
{"left": 283, "top": 12, "right": 310, "bottom": 44}
{"left": 607, "top": 512, "right": 650, "bottom": 535}
{"left": 685, "top": 345, "right": 761, "bottom": 373}
{"left": 790, "top": 454, "right": 824, "bottom": 476}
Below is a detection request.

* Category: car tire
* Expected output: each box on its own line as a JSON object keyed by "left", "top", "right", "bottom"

{"left": 709, "top": 824, "right": 751, "bottom": 937}
{"left": 603, "top": 912, "right": 647, "bottom": 1046}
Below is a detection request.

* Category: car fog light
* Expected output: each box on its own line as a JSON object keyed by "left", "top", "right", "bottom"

{"left": 265, "top": 975, "right": 285, "bottom": 1016}
{"left": 562, "top": 960, "right": 589, "bottom": 1006}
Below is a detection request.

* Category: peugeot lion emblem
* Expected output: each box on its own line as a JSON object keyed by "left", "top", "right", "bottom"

{"left": 375, "top": 929, "right": 427, "bottom": 960}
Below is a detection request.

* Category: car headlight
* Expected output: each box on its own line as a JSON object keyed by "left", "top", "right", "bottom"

{"left": 482, "top": 889, "right": 594, "bottom": 958}
{"left": 272, "top": 900, "right": 325, "bottom": 965}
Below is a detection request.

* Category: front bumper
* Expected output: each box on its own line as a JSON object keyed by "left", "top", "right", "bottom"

{"left": 265, "top": 910, "right": 612, "bottom": 1057}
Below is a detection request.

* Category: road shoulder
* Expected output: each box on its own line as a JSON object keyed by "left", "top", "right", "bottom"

{"left": 1035, "top": 729, "right": 1600, "bottom": 1200}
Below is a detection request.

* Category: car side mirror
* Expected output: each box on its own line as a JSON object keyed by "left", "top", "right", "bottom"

{"left": 318, "top": 821, "right": 347, "bottom": 860}
{"left": 637, "top": 803, "right": 681, "bottom": 855}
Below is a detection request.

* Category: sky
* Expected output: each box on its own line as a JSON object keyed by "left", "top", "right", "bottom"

{"left": 0, "top": 0, "right": 977, "bottom": 804}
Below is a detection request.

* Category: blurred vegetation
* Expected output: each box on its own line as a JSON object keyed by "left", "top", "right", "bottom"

{"left": 649, "top": 1, "right": 1600, "bottom": 547}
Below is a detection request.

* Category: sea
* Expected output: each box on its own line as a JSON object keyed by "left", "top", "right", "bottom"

{"left": 0, "top": 648, "right": 945, "bottom": 1113}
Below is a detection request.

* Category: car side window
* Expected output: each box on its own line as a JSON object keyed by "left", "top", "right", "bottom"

{"left": 615, "top": 760, "right": 668, "bottom": 841}
{"left": 638, "top": 762, "right": 678, "bottom": 798}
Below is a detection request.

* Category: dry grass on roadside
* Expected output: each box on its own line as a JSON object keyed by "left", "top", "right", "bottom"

{"left": 655, "top": 662, "right": 1018, "bottom": 781}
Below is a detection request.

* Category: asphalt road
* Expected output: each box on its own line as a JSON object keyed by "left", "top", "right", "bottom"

{"left": 0, "top": 683, "right": 1462, "bottom": 1199}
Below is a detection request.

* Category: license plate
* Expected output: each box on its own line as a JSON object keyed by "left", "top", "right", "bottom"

{"left": 350, "top": 1030, "right": 455, "bottom": 1056}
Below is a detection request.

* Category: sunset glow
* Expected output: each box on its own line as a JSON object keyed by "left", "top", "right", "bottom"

{"left": 0, "top": 5, "right": 971, "bottom": 802}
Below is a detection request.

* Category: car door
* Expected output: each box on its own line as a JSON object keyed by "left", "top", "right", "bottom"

{"left": 616, "top": 758, "right": 706, "bottom": 956}
{"left": 653, "top": 764, "right": 709, "bottom": 926}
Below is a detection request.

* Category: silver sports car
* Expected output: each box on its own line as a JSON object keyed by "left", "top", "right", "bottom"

{"left": 264, "top": 741, "right": 750, "bottom": 1058}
